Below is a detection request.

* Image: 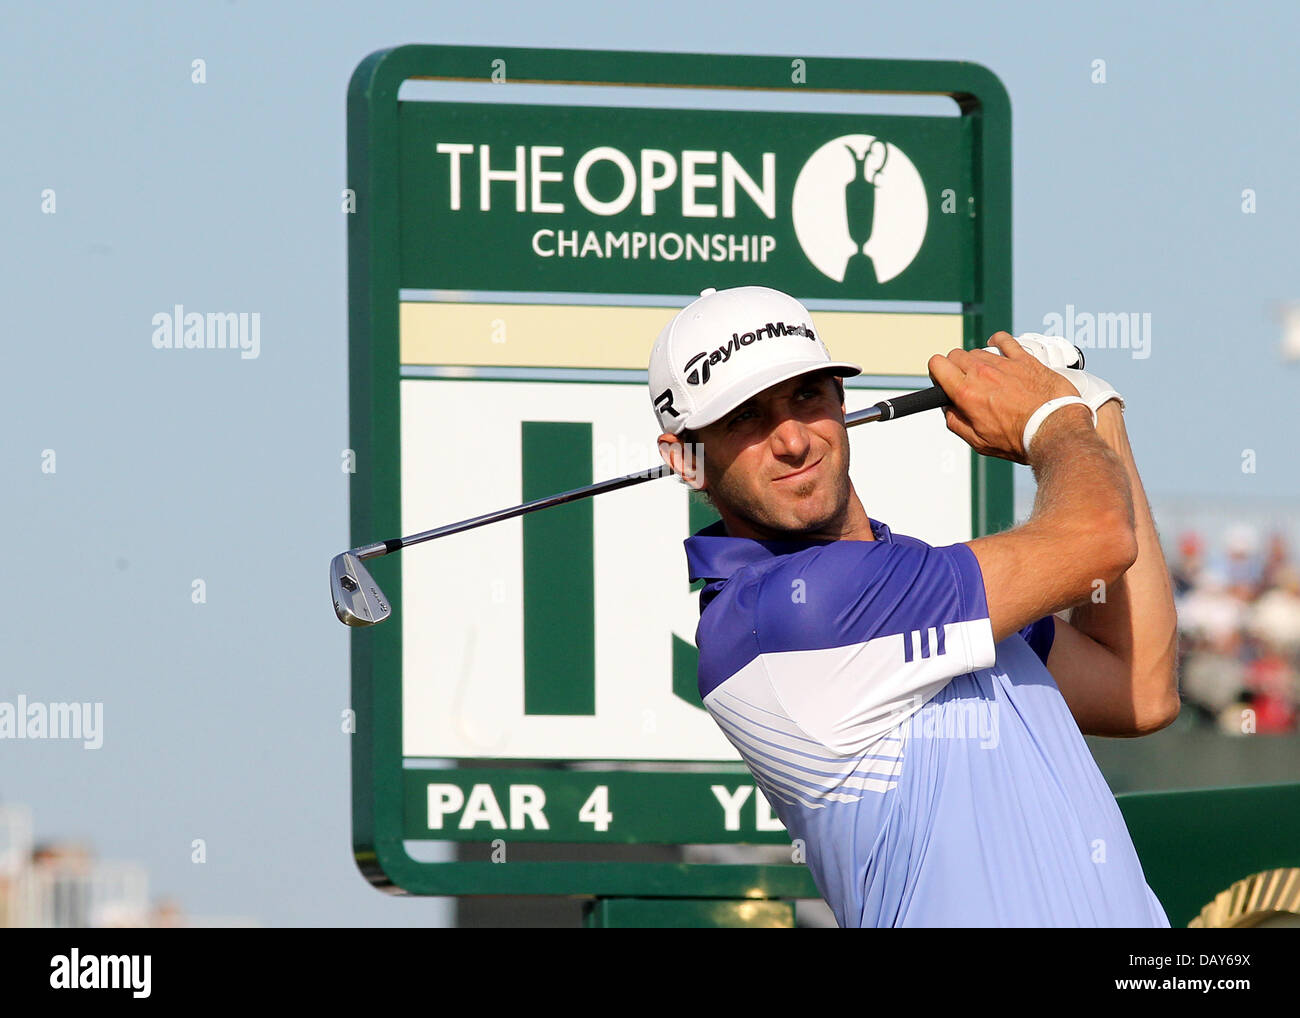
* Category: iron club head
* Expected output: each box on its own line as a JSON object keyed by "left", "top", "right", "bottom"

{"left": 330, "top": 551, "right": 392, "bottom": 627}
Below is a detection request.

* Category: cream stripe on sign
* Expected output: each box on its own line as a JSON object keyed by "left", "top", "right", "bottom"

{"left": 400, "top": 301, "right": 961, "bottom": 375}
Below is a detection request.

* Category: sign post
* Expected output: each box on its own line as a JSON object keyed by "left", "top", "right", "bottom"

{"left": 347, "top": 44, "right": 1012, "bottom": 924}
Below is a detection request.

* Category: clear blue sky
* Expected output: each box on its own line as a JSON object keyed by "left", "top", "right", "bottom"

{"left": 2, "top": 1, "right": 1298, "bottom": 926}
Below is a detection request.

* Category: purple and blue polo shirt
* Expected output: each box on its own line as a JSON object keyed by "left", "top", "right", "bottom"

{"left": 685, "top": 517, "right": 1169, "bottom": 928}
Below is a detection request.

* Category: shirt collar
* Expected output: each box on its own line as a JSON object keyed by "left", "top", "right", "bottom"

{"left": 685, "top": 517, "right": 894, "bottom": 584}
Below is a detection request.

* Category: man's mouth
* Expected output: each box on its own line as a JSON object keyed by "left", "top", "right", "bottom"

{"left": 773, "top": 458, "right": 823, "bottom": 483}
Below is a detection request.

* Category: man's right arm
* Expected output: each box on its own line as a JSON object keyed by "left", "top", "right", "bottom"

{"left": 927, "top": 335, "right": 1138, "bottom": 645}
{"left": 967, "top": 405, "right": 1138, "bottom": 644}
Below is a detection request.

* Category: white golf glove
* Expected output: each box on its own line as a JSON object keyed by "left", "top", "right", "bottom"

{"left": 983, "top": 333, "right": 1125, "bottom": 415}
{"left": 1006, "top": 333, "right": 1081, "bottom": 371}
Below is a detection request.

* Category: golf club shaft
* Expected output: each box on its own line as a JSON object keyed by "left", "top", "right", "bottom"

{"left": 352, "top": 383, "right": 951, "bottom": 561}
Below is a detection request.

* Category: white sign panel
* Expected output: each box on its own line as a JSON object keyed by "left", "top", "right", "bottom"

{"left": 401, "top": 378, "right": 971, "bottom": 760}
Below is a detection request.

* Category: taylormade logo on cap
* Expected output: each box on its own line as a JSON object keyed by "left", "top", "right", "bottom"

{"left": 683, "top": 320, "right": 819, "bottom": 386}
{"left": 648, "top": 286, "right": 861, "bottom": 435}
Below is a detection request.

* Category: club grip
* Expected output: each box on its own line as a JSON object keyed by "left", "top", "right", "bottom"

{"left": 873, "top": 385, "right": 951, "bottom": 421}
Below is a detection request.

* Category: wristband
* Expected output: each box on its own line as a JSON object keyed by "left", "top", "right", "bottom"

{"left": 1023, "top": 396, "right": 1095, "bottom": 456}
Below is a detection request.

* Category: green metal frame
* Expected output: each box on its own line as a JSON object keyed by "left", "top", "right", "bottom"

{"left": 347, "top": 43, "right": 1013, "bottom": 897}
{"left": 1117, "top": 781, "right": 1300, "bottom": 928}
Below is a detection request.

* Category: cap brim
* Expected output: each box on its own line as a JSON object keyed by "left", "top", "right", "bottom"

{"left": 683, "top": 360, "right": 862, "bottom": 431}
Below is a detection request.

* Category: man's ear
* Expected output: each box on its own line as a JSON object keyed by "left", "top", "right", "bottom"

{"left": 658, "top": 432, "right": 706, "bottom": 491}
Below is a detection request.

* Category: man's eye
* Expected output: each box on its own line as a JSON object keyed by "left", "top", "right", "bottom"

{"left": 728, "top": 408, "right": 757, "bottom": 427}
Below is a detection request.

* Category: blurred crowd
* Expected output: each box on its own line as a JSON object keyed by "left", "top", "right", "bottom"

{"left": 1168, "top": 525, "right": 1300, "bottom": 734}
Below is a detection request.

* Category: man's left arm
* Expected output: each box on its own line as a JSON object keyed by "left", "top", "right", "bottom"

{"left": 1045, "top": 401, "right": 1181, "bottom": 736}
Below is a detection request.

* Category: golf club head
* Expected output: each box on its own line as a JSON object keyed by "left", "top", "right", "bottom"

{"left": 330, "top": 551, "right": 391, "bottom": 627}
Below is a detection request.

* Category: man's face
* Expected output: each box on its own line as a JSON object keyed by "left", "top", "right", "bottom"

{"left": 692, "top": 370, "right": 852, "bottom": 539}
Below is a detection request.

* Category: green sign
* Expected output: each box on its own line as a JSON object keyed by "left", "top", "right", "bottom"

{"left": 347, "top": 43, "right": 1013, "bottom": 900}
{"left": 398, "top": 102, "right": 971, "bottom": 299}
{"left": 404, "top": 769, "right": 798, "bottom": 844}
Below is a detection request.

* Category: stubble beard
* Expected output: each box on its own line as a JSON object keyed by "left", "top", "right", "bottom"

{"left": 710, "top": 441, "right": 853, "bottom": 540}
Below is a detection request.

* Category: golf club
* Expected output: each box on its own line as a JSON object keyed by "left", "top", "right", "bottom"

{"left": 331, "top": 347, "right": 1083, "bottom": 627}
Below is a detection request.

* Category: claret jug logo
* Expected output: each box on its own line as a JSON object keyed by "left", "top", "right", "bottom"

{"left": 792, "top": 135, "right": 929, "bottom": 286}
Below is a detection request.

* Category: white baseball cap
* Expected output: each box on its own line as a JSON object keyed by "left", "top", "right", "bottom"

{"left": 648, "top": 286, "right": 861, "bottom": 435}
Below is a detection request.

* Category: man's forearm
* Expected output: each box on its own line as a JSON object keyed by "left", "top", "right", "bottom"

{"left": 1064, "top": 402, "right": 1180, "bottom": 718}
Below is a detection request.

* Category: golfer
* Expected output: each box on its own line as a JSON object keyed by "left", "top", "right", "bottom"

{"left": 650, "top": 285, "right": 1179, "bottom": 927}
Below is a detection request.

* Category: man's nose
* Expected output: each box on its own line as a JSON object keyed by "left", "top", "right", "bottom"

{"left": 770, "top": 416, "right": 811, "bottom": 459}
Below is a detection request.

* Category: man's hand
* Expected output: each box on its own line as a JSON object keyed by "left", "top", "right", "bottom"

{"left": 927, "top": 333, "right": 1085, "bottom": 464}
{"left": 984, "top": 333, "right": 1126, "bottom": 417}
{"left": 1056, "top": 365, "right": 1125, "bottom": 416}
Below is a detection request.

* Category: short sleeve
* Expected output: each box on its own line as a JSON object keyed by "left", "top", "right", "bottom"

{"left": 1018, "top": 615, "right": 1057, "bottom": 666}
{"left": 750, "top": 540, "right": 998, "bottom": 754}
